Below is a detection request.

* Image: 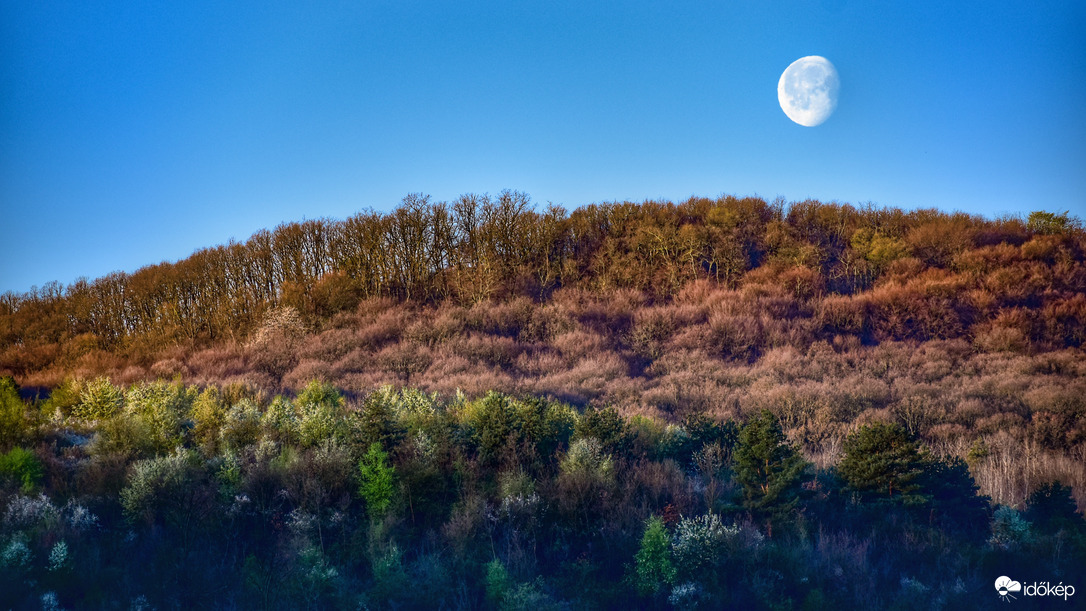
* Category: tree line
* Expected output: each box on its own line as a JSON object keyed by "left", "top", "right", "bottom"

{"left": 2, "top": 192, "right": 1082, "bottom": 380}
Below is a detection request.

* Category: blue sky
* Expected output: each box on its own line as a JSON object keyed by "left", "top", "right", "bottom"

{"left": 2, "top": 0, "right": 1084, "bottom": 294}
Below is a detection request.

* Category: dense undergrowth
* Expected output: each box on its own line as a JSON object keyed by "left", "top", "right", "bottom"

{"left": 1, "top": 377, "right": 1083, "bottom": 609}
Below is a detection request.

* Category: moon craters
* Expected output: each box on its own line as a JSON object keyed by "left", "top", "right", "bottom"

{"left": 778, "top": 56, "right": 839, "bottom": 127}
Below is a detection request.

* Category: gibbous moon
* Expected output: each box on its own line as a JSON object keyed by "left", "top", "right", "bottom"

{"left": 778, "top": 56, "right": 839, "bottom": 127}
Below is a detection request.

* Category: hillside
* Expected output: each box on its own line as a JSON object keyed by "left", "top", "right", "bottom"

{"left": 1, "top": 195, "right": 1085, "bottom": 608}
{"left": 4, "top": 196, "right": 1086, "bottom": 503}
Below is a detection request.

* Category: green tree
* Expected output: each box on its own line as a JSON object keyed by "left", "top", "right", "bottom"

{"left": 839, "top": 423, "right": 929, "bottom": 505}
{"left": 358, "top": 442, "right": 395, "bottom": 519}
{"left": 1027, "top": 210, "right": 1080, "bottom": 234}
{"left": 0, "top": 376, "right": 27, "bottom": 449}
{"left": 633, "top": 515, "right": 676, "bottom": 597}
{"left": 922, "top": 456, "right": 990, "bottom": 538}
{"left": 124, "top": 380, "right": 197, "bottom": 453}
{"left": 120, "top": 449, "right": 211, "bottom": 531}
{"left": 351, "top": 386, "right": 404, "bottom": 451}
{"left": 1025, "top": 482, "right": 1083, "bottom": 535}
{"left": 0, "top": 447, "right": 43, "bottom": 493}
{"left": 297, "top": 380, "right": 346, "bottom": 446}
{"left": 989, "top": 506, "right": 1032, "bottom": 549}
{"left": 191, "top": 386, "right": 227, "bottom": 452}
{"left": 733, "top": 410, "right": 807, "bottom": 532}
{"left": 74, "top": 377, "right": 123, "bottom": 421}
{"left": 486, "top": 559, "right": 512, "bottom": 607}
{"left": 262, "top": 395, "right": 300, "bottom": 444}
{"left": 575, "top": 406, "right": 629, "bottom": 454}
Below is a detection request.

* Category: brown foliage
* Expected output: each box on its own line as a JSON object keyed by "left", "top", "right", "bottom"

{"left": 3, "top": 196, "right": 1084, "bottom": 511}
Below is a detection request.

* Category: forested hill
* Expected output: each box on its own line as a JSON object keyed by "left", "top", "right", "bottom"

{"left": 2, "top": 195, "right": 1086, "bottom": 609}
{"left": 1, "top": 193, "right": 1083, "bottom": 386}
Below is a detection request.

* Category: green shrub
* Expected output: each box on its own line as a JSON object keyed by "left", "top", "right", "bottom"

{"left": 0, "top": 376, "right": 28, "bottom": 449}
{"left": 464, "top": 392, "right": 578, "bottom": 470}
{"left": 120, "top": 449, "right": 209, "bottom": 529}
{"left": 463, "top": 392, "right": 519, "bottom": 466}
{"left": 262, "top": 395, "right": 299, "bottom": 444}
{"left": 851, "top": 227, "right": 910, "bottom": 269}
{"left": 297, "top": 380, "right": 345, "bottom": 446}
{"left": 74, "top": 377, "right": 122, "bottom": 421}
{"left": 43, "top": 378, "right": 83, "bottom": 419}
{"left": 560, "top": 437, "right": 613, "bottom": 479}
{"left": 513, "top": 396, "right": 577, "bottom": 461}
{"left": 368, "top": 541, "right": 408, "bottom": 606}
{"left": 370, "top": 385, "right": 438, "bottom": 434}
{"left": 90, "top": 413, "right": 156, "bottom": 460}
{"left": 989, "top": 506, "right": 1032, "bottom": 549}
{"left": 124, "top": 380, "right": 197, "bottom": 453}
{"left": 0, "top": 447, "right": 43, "bottom": 493}
{"left": 351, "top": 387, "right": 404, "bottom": 451}
{"left": 1027, "top": 210, "right": 1080, "bottom": 234}
{"left": 574, "top": 406, "right": 628, "bottom": 454}
{"left": 220, "top": 398, "right": 262, "bottom": 450}
{"left": 671, "top": 513, "right": 731, "bottom": 579}
{"left": 633, "top": 515, "right": 675, "bottom": 596}
{"left": 500, "top": 579, "right": 562, "bottom": 611}
{"left": 357, "top": 442, "right": 395, "bottom": 519}
{"left": 191, "top": 387, "right": 228, "bottom": 452}
{"left": 297, "top": 379, "right": 343, "bottom": 410}
{"left": 485, "top": 558, "right": 563, "bottom": 611}
{"left": 682, "top": 413, "right": 738, "bottom": 451}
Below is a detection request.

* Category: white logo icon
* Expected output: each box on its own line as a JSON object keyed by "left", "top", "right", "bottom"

{"left": 995, "top": 576, "right": 1022, "bottom": 602}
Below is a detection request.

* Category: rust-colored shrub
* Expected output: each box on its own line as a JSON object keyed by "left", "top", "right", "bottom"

{"left": 298, "top": 327, "right": 362, "bottom": 363}
{"left": 354, "top": 308, "right": 408, "bottom": 348}
{"left": 953, "top": 242, "right": 1022, "bottom": 276}
{"left": 446, "top": 333, "right": 520, "bottom": 370}
{"left": 404, "top": 307, "right": 463, "bottom": 346}
{"left": 1020, "top": 234, "right": 1064, "bottom": 262}
{"left": 817, "top": 294, "right": 867, "bottom": 336}
{"left": 375, "top": 342, "right": 434, "bottom": 383}
{"left": 149, "top": 358, "right": 190, "bottom": 379}
{"left": 551, "top": 329, "right": 611, "bottom": 364}
{"left": 973, "top": 309, "right": 1033, "bottom": 354}
{"left": 707, "top": 312, "right": 762, "bottom": 361}
{"left": 906, "top": 216, "right": 976, "bottom": 267}
{"left": 1040, "top": 294, "right": 1086, "bottom": 348}
{"left": 629, "top": 307, "right": 678, "bottom": 359}
{"left": 283, "top": 359, "right": 334, "bottom": 389}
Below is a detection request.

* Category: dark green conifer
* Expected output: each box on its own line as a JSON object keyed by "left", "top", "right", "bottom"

{"left": 839, "top": 422, "right": 929, "bottom": 505}
{"left": 1025, "top": 481, "right": 1083, "bottom": 535}
{"left": 733, "top": 410, "right": 808, "bottom": 531}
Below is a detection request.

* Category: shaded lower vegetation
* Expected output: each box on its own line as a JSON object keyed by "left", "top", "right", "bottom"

{"left": 1, "top": 376, "right": 1083, "bottom": 610}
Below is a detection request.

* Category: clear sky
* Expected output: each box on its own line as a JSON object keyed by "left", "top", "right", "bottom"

{"left": 2, "top": 0, "right": 1084, "bottom": 294}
